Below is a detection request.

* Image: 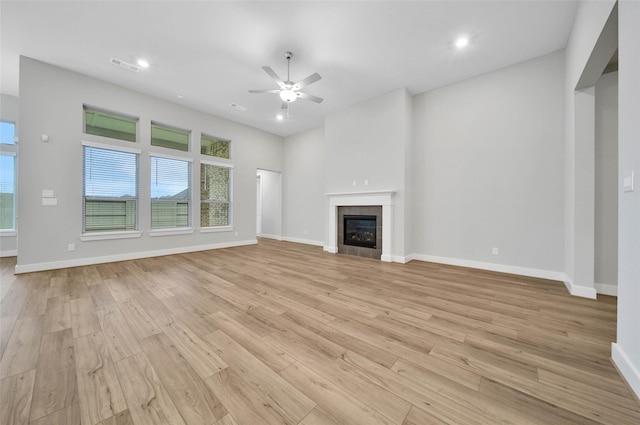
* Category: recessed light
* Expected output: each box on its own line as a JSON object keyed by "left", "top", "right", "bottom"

{"left": 176, "top": 94, "right": 184, "bottom": 99}
{"left": 276, "top": 114, "right": 284, "bottom": 121}
{"left": 137, "top": 59, "right": 150, "bottom": 68}
{"left": 455, "top": 36, "right": 469, "bottom": 49}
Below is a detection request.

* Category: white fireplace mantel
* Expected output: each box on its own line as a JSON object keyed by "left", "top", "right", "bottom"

{"left": 325, "top": 190, "right": 395, "bottom": 262}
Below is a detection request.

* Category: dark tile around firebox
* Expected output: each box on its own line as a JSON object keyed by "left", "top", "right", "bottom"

{"left": 337, "top": 205, "right": 382, "bottom": 260}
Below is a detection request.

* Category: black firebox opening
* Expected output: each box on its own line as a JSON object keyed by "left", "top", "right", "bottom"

{"left": 344, "top": 215, "right": 377, "bottom": 249}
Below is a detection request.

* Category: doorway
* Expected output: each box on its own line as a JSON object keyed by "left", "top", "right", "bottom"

{"left": 256, "top": 169, "right": 282, "bottom": 240}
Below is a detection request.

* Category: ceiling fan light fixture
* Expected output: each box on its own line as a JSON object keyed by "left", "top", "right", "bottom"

{"left": 279, "top": 89, "right": 297, "bottom": 103}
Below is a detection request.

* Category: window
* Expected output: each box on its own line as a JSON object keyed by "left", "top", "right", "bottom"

{"left": 151, "top": 156, "right": 191, "bottom": 229}
{"left": 0, "top": 121, "right": 16, "bottom": 145}
{"left": 201, "top": 135, "right": 230, "bottom": 159}
{"left": 84, "top": 106, "right": 137, "bottom": 142}
{"left": 151, "top": 123, "right": 190, "bottom": 152}
{"left": 201, "top": 162, "right": 232, "bottom": 227}
{"left": 0, "top": 154, "right": 16, "bottom": 230}
{"left": 83, "top": 145, "right": 139, "bottom": 233}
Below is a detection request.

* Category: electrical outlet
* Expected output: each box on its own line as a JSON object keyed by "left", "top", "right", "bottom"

{"left": 352, "top": 180, "right": 357, "bottom": 186}
{"left": 364, "top": 179, "right": 369, "bottom": 186}
{"left": 304, "top": 229, "right": 308, "bottom": 235}
{"left": 234, "top": 231, "right": 238, "bottom": 237}
{"left": 68, "top": 243, "right": 75, "bottom": 252}
{"left": 492, "top": 247, "right": 499, "bottom": 256}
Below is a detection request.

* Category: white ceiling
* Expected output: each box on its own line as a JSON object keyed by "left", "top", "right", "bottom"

{"left": 0, "top": 1, "right": 578, "bottom": 137}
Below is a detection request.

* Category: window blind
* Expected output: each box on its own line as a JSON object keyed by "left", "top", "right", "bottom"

{"left": 0, "top": 154, "right": 15, "bottom": 230}
{"left": 151, "top": 156, "right": 191, "bottom": 229}
{"left": 83, "top": 145, "right": 138, "bottom": 232}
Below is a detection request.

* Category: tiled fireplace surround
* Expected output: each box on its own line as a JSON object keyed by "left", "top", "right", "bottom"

{"left": 338, "top": 206, "right": 383, "bottom": 260}
{"left": 325, "top": 190, "right": 395, "bottom": 262}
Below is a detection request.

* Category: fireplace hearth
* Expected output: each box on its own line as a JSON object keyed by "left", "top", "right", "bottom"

{"left": 344, "top": 215, "right": 377, "bottom": 248}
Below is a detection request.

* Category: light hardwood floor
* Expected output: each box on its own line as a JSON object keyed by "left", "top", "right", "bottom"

{"left": 1, "top": 238, "right": 639, "bottom": 425}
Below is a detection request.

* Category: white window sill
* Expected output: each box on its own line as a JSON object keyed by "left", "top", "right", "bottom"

{"left": 200, "top": 226, "right": 234, "bottom": 233}
{"left": 80, "top": 231, "right": 142, "bottom": 241}
{"left": 149, "top": 227, "right": 195, "bottom": 237}
{"left": 1, "top": 230, "right": 17, "bottom": 237}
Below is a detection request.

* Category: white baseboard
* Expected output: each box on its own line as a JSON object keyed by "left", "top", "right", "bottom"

{"left": 0, "top": 249, "right": 17, "bottom": 257}
{"left": 612, "top": 343, "right": 640, "bottom": 400}
{"left": 412, "top": 253, "right": 566, "bottom": 282}
{"left": 595, "top": 282, "right": 618, "bottom": 296}
{"left": 281, "top": 236, "right": 324, "bottom": 247}
{"left": 323, "top": 246, "right": 338, "bottom": 254}
{"left": 14, "top": 239, "right": 258, "bottom": 274}
{"left": 391, "top": 254, "right": 414, "bottom": 264}
{"left": 259, "top": 234, "right": 282, "bottom": 241}
{"left": 562, "top": 276, "right": 598, "bottom": 299}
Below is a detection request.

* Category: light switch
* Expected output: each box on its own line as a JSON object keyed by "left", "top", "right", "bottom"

{"left": 42, "top": 198, "right": 58, "bottom": 206}
{"left": 42, "top": 189, "right": 54, "bottom": 198}
{"left": 623, "top": 171, "right": 635, "bottom": 193}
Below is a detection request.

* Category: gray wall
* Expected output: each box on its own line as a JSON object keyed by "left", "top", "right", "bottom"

{"left": 594, "top": 71, "right": 618, "bottom": 292}
{"left": 412, "top": 51, "right": 565, "bottom": 274}
{"left": 324, "top": 87, "right": 412, "bottom": 259}
{"left": 616, "top": 0, "right": 640, "bottom": 399}
{"left": 0, "top": 94, "right": 18, "bottom": 256}
{"left": 17, "top": 57, "right": 283, "bottom": 271}
{"left": 283, "top": 127, "right": 325, "bottom": 245}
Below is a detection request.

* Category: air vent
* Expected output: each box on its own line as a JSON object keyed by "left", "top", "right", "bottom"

{"left": 110, "top": 57, "right": 140, "bottom": 72}
{"left": 229, "top": 103, "right": 247, "bottom": 112}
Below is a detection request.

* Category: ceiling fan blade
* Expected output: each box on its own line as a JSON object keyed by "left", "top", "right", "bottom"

{"left": 248, "top": 89, "right": 281, "bottom": 94}
{"left": 297, "top": 92, "right": 323, "bottom": 103}
{"left": 292, "top": 73, "right": 321, "bottom": 90}
{"left": 262, "top": 66, "right": 285, "bottom": 88}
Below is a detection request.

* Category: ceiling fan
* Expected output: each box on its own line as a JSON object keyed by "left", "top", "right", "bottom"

{"left": 249, "top": 51, "right": 323, "bottom": 107}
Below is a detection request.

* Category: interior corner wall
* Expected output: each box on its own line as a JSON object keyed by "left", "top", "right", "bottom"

{"left": 0, "top": 94, "right": 19, "bottom": 256}
{"left": 324, "top": 88, "right": 411, "bottom": 259}
{"left": 402, "top": 88, "right": 414, "bottom": 258}
{"left": 594, "top": 71, "right": 618, "bottom": 293}
{"left": 17, "top": 57, "right": 283, "bottom": 272}
{"left": 282, "top": 127, "right": 325, "bottom": 246}
{"left": 614, "top": 0, "right": 640, "bottom": 400}
{"left": 412, "top": 50, "right": 565, "bottom": 277}
{"left": 564, "top": 0, "right": 617, "bottom": 297}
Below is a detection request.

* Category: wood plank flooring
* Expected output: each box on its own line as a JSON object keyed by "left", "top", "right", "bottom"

{"left": 1, "top": 238, "right": 639, "bottom": 425}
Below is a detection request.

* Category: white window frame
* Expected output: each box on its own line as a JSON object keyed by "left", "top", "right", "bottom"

{"left": 199, "top": 159, "right": 234, "bottom": 232}
{"left": 0, "top": 151, "right": 17, "bottom": 235}
{"left": 149, "top": 153, "right": 194, "bottom": 236}
{"left": 80, "top": 141, "right": 142, "bottom": 241}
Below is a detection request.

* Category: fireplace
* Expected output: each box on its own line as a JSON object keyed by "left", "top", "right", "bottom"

{"left": 326, "top": 190, "right": 394, "bottom": 261}
{"left": 344, "top": 215, "right": 377, "bottom": 248}
{"left": 336, "top": 205, "right": 382, "bottom": 259}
